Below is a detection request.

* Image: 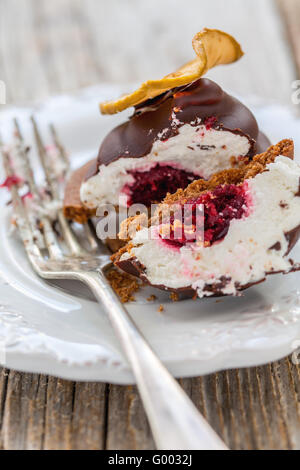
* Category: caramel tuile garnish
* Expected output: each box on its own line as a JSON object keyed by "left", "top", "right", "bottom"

{"left": 100, "top": 29, "right": 244, "bottom": 115}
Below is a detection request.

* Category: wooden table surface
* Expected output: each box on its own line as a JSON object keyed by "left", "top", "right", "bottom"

{"left": 0, "top": 0, "right": 300, "bottom": 450}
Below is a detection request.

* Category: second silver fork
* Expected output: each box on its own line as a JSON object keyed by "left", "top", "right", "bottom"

{"left": 1, "top": 118, "right": 228, "bottom": 451}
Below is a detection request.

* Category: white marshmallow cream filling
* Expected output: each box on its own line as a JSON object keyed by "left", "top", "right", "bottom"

{"left": 119, "top": 156, "right": 300, "bottom": 297}
{"left": 80, "top": 123, "right": 251, "bottom": 208}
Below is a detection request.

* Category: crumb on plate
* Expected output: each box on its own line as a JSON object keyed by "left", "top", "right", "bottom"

{"left": 170, "top": 292, "right": 179, "bottom": 302}
{"left": 106, "top": 267, "right": 141, "bottom": 303}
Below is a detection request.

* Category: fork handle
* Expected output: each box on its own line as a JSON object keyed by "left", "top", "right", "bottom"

{"left": 81, "top": 270, "right": 228, "bottom": 450}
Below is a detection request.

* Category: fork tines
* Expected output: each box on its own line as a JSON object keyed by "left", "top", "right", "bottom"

{"left": 49, "top": 123, "right": 70, "bottom": 173}
{"left": 0, "top": 117, "right": 100, "bottom": 267}
{"left": 1, "top": 137, "right": 42, "bottom": 262}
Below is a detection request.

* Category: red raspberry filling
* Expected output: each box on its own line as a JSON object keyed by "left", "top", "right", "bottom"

{"left": 204, "top": 116, "right": 218, "bottom": 130}
{"left": 123, "top": 164, "right": 198, "bottom": 207}
{"left": 161, "top": 183, "right": 249, "bottom": 248}
{"left": 0, "top": 175, "right": 23, "bottom": 189}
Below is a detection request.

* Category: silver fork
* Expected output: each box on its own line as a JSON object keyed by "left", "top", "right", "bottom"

{"left": 0, "top": 118, "right": 228, "bottom": 451}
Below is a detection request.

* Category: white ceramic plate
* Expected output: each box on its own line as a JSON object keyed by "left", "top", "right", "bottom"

{"left": 0, "top": 85, "right": 300, "bottom": 384}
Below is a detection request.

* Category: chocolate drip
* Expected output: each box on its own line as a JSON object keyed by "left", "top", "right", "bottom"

{"left": 285, "top": 224, "right": 300, "bottom": 254}
{"left": 96, "top": 79, "right": 270, "bottom": 171}
{"left": 294, "top": 177, "right": 300, "bottom": 196}
{"left": 270, "top": 242, "right": 282, "bottom": 251}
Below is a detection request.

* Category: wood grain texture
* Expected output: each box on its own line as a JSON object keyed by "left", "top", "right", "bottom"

{"left": 277, "top": 0, "right": 300, "bottom": 78}
{"left": 71, "top": 382, "right": 107, "bottom": 450}
{"left": 0, "top": 360, "right": 299, "bottom": 450}
{"left": 106, "top": 385, "right": 155, "bottom": 450}
{"left": 0, "top": 0, "right": 299, "bottom": 450}
{"left": 1, "top": 371, "right": 47, "bottom": 450}
{"left": 0, "top": 0, "right": 296, "bottom": 103}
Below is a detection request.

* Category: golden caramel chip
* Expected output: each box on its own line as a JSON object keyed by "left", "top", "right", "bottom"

{"left": 100, "top": 28, "right": 244, "bottom": 115}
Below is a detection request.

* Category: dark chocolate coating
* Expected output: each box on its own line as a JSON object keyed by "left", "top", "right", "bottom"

{"left": 116, "top": 257, "right": 267, "bottom": 298}
{"left": 115, "top": 224, "right": 300, "bottom": 298}
{"left": 97, "top": 79, "right": 270, "bottom": 170}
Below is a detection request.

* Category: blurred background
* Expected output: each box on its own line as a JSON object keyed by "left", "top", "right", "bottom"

{"left": 0, "top": 0, "right": 298, "bottom": 105}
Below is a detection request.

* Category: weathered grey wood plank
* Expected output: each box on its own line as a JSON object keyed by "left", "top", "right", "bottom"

{"left": 0, "top": 372, "right": 108, "bottom": 450}
{"left": 43, "top": 377, "right": 74, "bottom": 450}
{"left": 270, "top": 359, "right": 300, "bottom": 449}
{"left": 0, "top": 359, "right": 298, "bottom": 450}
{"left": 0, "top": 0, "right": 296, "bottom": 103}
{"left": 1, "top": 371, "right": 47, "bottom": 450}
{"left": 106, "top": 385, "right": 155, "bottom": 450}
{"left": 106, "top": 358, "right": 299, "bottom": 451}
{"left": 71, "top": 382, "right": 107, "bottom": 450}
{"left": 181, "top": 360, "right": 300, "bottom": 450}
{"left": 0, "top": 369, "right": 9, "bottom": 450}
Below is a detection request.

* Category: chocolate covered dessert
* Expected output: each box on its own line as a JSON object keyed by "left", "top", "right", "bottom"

{"left": 64, "top": 29, "right": 270, "bottom": 223}
{"left": 80, "top": 79, "right": 270, "bottom": 210}
{"left": 113, "top": 140, "right": 300, "bottom": 298}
